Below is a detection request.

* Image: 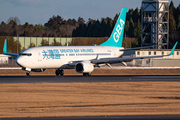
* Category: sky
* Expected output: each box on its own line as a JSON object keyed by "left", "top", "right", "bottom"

{"left": 0, "top": 0, "right": 179, "bottom": 25}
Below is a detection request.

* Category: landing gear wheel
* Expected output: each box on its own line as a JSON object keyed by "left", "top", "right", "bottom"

{"left": 59, "top": 70, "right": 64, "bottom": 76}
{"left": 55, "top": 69, "right": 64, "bottom": 76}
{"left": 26, "top": 72, "right": 31, "bottom": 76}
{"left": 83, "top": 73, "right": 90, "bottom": 76}
{"left": 55, "top": 70, "right": 60, "bottom": 76}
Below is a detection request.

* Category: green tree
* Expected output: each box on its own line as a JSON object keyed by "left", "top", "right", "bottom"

{"left": 176, "top": 5, "right": 180, "bottom": 31}
{"left": 6, "top": 17, "right": 20, "bottom": 25}
{"left": 23, "top": 22, "right": 29, "bottom": 28}
{"left": 72, "top": 25, "right": 81, "bottom": 37}
{"left": 128, "top": 18, "right": 135, "bottom": 37}
{"left": 50, "top": 39, "right": 62, "bottom": 46}
{"left": 7, "top": 20, "right": 17, "bottom": 28}
{"left": 93, "top": 20, "right": 101, "bottom": 37}
{"left": 133, "top": 8, "right": 140, "bottom": 23}
{"left": 86, "top": 19, "right": 95, "bottom": 37}
{"left": 1, "top": 21, "right": 6, "bottom": 26}
{"left": 28, "top": 43, "right": 36, "bottom": 48}
{"left": 80, "top": 24, "right": 88, "bottom": 37}
{"left": 125, "top": 21, "right": 129, "bottom": 36}
{"left": 169, "top": 14, "right": 177, "bottom": 31}
{"left": 41, "top": 39, "right": 49, "bottom": 46}
{"left": 169, "top": 1, "right": 176, "bottom": 16}
{"left": 99, "top": 18, "right": 107, "bottom": 37}
{"left": 113, "top": 14, "right": 119, "bottom": 24}
{"left": 133, "top": 19, "right": 141, "bottom": 38}
{"left": 106, "top": 18, "right": 113, "bottom": 37}
{"left": 177, "top": 15, "right": 180, "bottom": 31}
{"left": 78, "top": 17, "right": 85, "bottom": 24}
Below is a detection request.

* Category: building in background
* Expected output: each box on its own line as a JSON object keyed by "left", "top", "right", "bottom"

{"left": 14, "top": 37, "right": 72, "bottom": 50}
{"left": 0, "top": 54, "right": 9, "bottom": 64}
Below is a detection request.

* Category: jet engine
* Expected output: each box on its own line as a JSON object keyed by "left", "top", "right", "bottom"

{"left": 75, "top": 62, "right": 94, "bottom": 73}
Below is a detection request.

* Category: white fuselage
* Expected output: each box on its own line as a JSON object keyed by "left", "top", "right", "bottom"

{"left": 16, "top": 46, "right": 124, "bottom": 69}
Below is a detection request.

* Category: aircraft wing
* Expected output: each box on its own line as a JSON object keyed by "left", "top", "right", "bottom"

{"left": 3, "top": 39, "right": 19, "bottom": 57}
{"left": 120, "top": 45, "right": 156, "bottom": 51}
{"left": 92, "top": 41, "right": 178, "bottom": 65}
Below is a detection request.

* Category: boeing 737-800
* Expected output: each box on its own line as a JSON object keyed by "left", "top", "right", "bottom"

{"left": 3, "top": 7, "right": 178, "bottom": 76}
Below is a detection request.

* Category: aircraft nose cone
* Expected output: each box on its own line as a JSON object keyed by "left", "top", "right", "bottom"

{"left": 16, "top": 57, "right": 25, "bottom": 67}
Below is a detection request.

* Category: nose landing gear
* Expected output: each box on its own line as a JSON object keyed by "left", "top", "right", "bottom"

{"left": 55, "top": 69, "right": 64, "bottom": 76}
{"left": 26, "top": 72, "right": 31, "bottom": 76}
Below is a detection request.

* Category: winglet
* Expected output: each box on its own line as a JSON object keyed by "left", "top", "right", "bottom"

{"left": 3, "top": 39, "right": 7, "bottom": 54}
{"left": 168, "top": 41, "right": 178, "bottom": 56}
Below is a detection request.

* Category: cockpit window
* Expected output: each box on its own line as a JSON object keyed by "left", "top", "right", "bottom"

{"left": 21, "top": 53, "right": 32, "bottom": 56}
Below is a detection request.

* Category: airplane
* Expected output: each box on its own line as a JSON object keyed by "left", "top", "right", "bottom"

{"left": 3, "top": 7, "right": 178, "bottom": 76}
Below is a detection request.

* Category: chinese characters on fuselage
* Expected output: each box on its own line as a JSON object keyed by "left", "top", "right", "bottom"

{"left": 42, "top": 49, "right": 94, "bottom": 59}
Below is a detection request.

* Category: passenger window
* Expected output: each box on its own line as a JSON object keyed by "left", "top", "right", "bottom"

{"left": 162, "top": 51, "right": 164, "bottom": 55}
{"left": 137, "top": 51, "right": 140, "bottom": 55}
{"left": 154, "top": 52, "right": 156, "bottom": 55}
{"left": 149, "top": 51, "right": 151, "bottom": 55}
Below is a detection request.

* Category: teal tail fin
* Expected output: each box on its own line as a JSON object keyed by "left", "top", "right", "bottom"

{"left": 3, "top": 39, "right": 7, "bottom": 53}
{"left": 99, "top": 7, "right": 127, "bottom": 47}
{"left": 168, "top": 41, "right": 178, "bottom": 56}
{"left": 3, "top": 39, "right": 19, "bottom": 57}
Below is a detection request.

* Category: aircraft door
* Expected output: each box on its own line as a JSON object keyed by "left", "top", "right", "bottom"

{"left": 38, "top": 52, "right": 42, "bottom": 61}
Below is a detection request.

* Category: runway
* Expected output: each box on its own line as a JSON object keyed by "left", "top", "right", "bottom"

{"left": 1, "top": 75, "right": 180, "bottom": 119}
{"left": 1, "top": 115, "right": 180, "bottom": 120}
{"left": 0, "top": 75, "right": 180, "bottom": 83}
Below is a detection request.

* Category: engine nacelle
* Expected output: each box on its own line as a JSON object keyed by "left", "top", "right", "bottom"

{"left": 75, "top": 62, "right": 94, "bottom": 73}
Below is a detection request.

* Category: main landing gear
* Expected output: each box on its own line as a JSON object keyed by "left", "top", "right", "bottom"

{"left": 26, "top": 72, "right": 31, "bottom": 76}
{"left": 55, "top": 69, "right": 64, "bottom": 76}
{"left": 83, "top": 73, "right": 90, "bottom": 76}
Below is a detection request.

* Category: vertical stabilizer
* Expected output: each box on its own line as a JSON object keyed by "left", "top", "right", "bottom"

{"left": 3, "top": 39, "right": 7, "bottom": 53}
{"left": 99, "top": 7, "right": 127, "bottom": 47}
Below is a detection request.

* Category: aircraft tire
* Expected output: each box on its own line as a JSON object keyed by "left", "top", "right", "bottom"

{"left": 55, "top": 70, "right": 60, "bottom": 76}
{"left": 26, "top": 72, "right": 31, "bottom": 76}
{"left": 83, "top": 73, "right": 90, "bottom": 76}
{"left": 60, "top": 70, "right": 64, "bottom": 76}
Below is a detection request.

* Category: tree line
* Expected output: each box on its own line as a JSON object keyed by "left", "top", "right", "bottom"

{"left": 0, "top": 1, "right": 179, "bottom": 48}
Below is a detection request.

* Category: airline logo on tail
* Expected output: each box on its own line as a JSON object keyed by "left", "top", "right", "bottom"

{"left": 113, "top": 19, "right": 125, "bottom": 43}
{"left": 99, "top": 7, "right": 127, "bottom": 47}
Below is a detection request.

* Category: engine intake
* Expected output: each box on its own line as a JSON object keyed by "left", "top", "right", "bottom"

{"left": 75, "top": 62, "right": 94, "bottom": 73}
